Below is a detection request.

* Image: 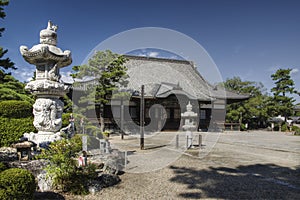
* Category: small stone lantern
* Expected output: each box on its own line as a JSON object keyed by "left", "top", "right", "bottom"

{"left": 11, "top": 141, "right": 36, "bottom": 161}
{"left": 181, "top": 102, "right": 198, "bottom": 148}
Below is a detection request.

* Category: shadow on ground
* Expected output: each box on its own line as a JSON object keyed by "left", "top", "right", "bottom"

{"left": 169, "top": 164, "right": 300, "bottom": 199}
{"left": 34, "top": 191, "right": 65, "bottom": 200}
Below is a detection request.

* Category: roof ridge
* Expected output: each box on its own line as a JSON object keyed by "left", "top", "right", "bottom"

{"left": 123, "top": 54, "right": 191, "bottom": 64}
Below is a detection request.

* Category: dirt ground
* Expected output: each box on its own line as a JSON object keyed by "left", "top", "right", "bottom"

{"left": 36, "top": 131, "right": 300, "bottom": 200}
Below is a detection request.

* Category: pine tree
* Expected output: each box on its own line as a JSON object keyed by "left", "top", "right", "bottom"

{"left": 0, "top": 0, "right": 15, "bottom": 73}
{"left": 223, "top": 77, "right": 269, "bottom": 129}
{"left": 72, "top": 50, "right": 128, "bottom": 132}
{"left": 271, "top": 68, "right": 298, "bottom": 121}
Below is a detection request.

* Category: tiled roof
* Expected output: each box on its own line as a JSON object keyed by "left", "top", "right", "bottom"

{"left": 124, "top": 55, "right": 212, "bottom": 101}
{"left": 70, "top": 55, "right": 249, "bottom": 102}
{"left": 123, "top": 55, "right": 248, "bottom": 101}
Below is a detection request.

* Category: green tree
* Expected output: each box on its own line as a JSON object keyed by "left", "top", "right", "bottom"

{"left": 295, "top": 103, "right": 300, "bottom": 116}
{"left": 271, "top": 68, "right": 298, "bottom": 121}
{"left": 0, "top": 0, "right": 15, "bottom": 73}
{"left": 0, "top": 74, "right": 34, "bottom": 103}
{"left": 60, "top": 94, "right": 73, "bottom": 113}
{"left": 223, "top": 76, "right": 264, "bottom": 97}
{"left": 72, "top": 50, "right": 128, "bottom": 132}
{"left": 223, "top": 77, "right": 269, "bottom": 129}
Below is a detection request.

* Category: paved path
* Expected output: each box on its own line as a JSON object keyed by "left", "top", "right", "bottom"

{"left": 67, "top": 131, "right": 300, "bottom": 200}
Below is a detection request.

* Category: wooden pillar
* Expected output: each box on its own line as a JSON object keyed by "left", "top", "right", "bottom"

{"left": 140, "top": 85, "right": 145, "bottom": 150}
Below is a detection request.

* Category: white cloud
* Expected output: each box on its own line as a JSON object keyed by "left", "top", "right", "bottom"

{"left": 169, "top": 55, "right": 183, "bottom": 60}
{"left": 148, "top": 52, "right": 159, "bottom": 57}
{"left": 137, "top": 53, "right": 147, "bottom": 57}
{"left": 12, "top": 65, "right": 34, "bottom": 82}
{"left": 131, "top": 49, "right": 183, "bottom": 60}
{"left": 60, "top": 71, "right": 74, "bottom": 83}
{"left": 135, "top": 51, "right": 160, "bottom": 58}
{"left": 291, "top": 68, "right": 300, "bottom": 83}
{"left": 291, "top": 68, "right": 299, "bottom": 75}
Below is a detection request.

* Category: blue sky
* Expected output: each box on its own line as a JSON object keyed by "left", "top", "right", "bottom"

{"left": 1, "top": 0, "right": 300, "bottom": 103}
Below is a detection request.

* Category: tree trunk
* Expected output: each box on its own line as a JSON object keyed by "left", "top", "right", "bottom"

{"left": 100, "top": 114, "right": 104, "bottom": 133}
{"left": 283, "top": 92, "right": 287, "bottom": 122}
{"left": 99, "top": 103, "right": 105, "bottom": 133}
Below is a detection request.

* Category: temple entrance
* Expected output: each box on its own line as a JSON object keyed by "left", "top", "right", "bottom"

{"left": 163, "top": 107, "right": 181, "bottom": 130}
{"left": 104, "top": 94, "right": 196, "bottom": 132}
{"left": 159, "top": 95, "right": 187, "bottom": 131}
{"left": 143, "top": 96, "right": 181, "bottom": 131}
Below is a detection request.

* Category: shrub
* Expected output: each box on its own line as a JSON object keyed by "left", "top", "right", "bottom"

{"left": 0, "top": 162, "right": 8, "bottom": 172}
{"left": 0, "top": 117, "right": 36, "bottom": 147}
{"left": 240, "top": 123, "right": 246, "bottom": 131}
{"left": 57, "top": 163, "right": 97, "bottom": 195}
{"left": 272, "top": 123, "right": 288, "bottom": 131}
{"left": 0, "top": 168, "right": 36, "bottom": 200}
{"left": 37, "top": 134, "right": 97, "bottom": 194}
{"left": 62, "top": 113, "right": 72, "bottom": 128}
{"left": 0, "top": 100, "right": 33, "bottom": 118}
{"left": 102, "top": 130, "right": 111, "bottom": 137}
{"left": 292, "top": 126, "right": 300, "bottom": 134}
{"left": 281, "top": 123, "right": 288, "bottom": 132}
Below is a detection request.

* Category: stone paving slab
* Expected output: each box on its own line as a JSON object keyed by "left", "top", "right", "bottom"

{"left": 65, "top": 131, "right": 300, "bottom": 200}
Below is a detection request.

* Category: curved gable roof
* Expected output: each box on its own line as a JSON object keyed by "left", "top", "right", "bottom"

{"left": 71, "top": 55, "right": 249, "bottom": 102}
{"left": 124, "top": 55, "right": 214, "bottom": 101}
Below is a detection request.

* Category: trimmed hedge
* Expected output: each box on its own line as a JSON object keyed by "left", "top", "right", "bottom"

{"left": 0, "top": 163, "right": 7, "bottom": 173}
{"left": 0, "top": 117, "right": 36, "bottom": 147}
{"left": 0, "top": 100, "right": 33, "bottom": 118}
{"left": 0, "top": 168, "right": 36, "bottom": 200}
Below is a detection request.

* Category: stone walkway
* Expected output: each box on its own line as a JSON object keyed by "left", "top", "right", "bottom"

{"left": 65, "top": 131, "right": 300, "bottom": 199}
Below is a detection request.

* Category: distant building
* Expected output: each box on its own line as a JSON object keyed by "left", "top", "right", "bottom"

{"left": 72, "top": 55, "right": 248, "bottom": 131}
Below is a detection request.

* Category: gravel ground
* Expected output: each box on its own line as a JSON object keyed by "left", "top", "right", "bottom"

{"left": 48, "top": 131, "right": 299, "bottom": 200}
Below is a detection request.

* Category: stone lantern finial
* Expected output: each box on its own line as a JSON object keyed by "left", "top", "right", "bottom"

{"left": 47, "top": 20, "right": 58, "bottom": 31}
{"left": 186, "top": 101, "right": 192, "bottom": 112}
{"left": 40, "top": 20, "right": 58, "bottom": 46}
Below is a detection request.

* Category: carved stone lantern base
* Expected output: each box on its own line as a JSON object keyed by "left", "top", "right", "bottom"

{"left": 24, "top": 131, "right": 62, "bottom": 147}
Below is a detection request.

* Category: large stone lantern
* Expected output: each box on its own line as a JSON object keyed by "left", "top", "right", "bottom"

{"left": 20, "top": 21, "right": 72, "bottom": 145}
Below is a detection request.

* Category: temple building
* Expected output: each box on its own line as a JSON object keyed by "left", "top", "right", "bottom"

{"left": 72, "top": 55, "right": 248, "bottom": 132}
